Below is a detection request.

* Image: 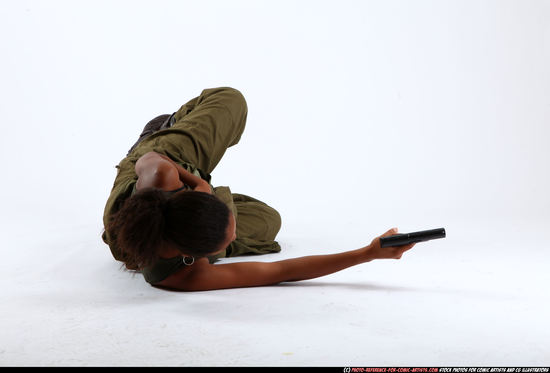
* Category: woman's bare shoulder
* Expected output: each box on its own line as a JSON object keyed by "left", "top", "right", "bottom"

{"left": 153, "top": 257, "right": 211, "bottom": 291}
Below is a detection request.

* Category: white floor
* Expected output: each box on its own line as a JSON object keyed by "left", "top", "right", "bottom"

{"left": 1, "top": 213, "right": 548, "bottom": 366}
{"left": 1, "top": 0, "right": 549, "bottom": 367}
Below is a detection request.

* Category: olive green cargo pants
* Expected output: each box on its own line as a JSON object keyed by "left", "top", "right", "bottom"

{"left": 103, "top": 87, "right": 282, "bottom": 266}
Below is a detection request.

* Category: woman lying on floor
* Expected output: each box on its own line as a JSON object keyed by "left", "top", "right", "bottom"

{"left": 102, "top": 87, "right": 416, "bottom": 291}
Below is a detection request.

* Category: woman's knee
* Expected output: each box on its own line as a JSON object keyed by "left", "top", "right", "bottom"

{"left": 271, "top": 207, "right": 282, "bottom": 235}
{"left": 218, "top": 87, "right": 248, "bottom": 119}
{"left": 261, "top": 204, "right": 282, "bottom": 241}
{"left": 222, "top": 87, "right": 247, "bottom": 105}
{"left": 235, "top": 201, "right": 282, "bottom": 241}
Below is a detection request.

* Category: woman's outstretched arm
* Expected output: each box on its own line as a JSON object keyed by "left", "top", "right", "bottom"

{"left": 155, "top": 228, "right": 416, "bottom": 291}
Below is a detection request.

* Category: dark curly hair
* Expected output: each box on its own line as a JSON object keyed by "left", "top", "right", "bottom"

{"left": 106, "top": 188, "right": 231, "bottom": 269}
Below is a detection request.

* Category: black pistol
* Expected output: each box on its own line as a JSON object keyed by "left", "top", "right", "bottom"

{"left": 379, "top": 228, "right": 446, "bottom": 247}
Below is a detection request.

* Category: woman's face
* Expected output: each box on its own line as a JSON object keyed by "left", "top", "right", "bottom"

{"left": 211, "top": 211, "right": 237, "bottom": 255}
{"left": 173, "top": 190, "right": 237, "bottom": 254}
{"left": 228, "top": 212, "right": 237, "bottom": 242}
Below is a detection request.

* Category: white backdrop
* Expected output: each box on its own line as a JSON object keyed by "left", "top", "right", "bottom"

{"left": 1, "top": 0, "right": 549, "bottom": 367}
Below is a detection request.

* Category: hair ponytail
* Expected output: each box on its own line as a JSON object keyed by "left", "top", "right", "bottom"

{"left": 106, "top": 188, "right": 231, "bottom": 270}
{"left": 107, "top": 188, "right": 170, "bottom": 269}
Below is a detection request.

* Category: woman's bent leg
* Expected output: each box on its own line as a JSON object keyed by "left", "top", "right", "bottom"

{"left": 169, "top": 87, "right": 248, "bottom": 174}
